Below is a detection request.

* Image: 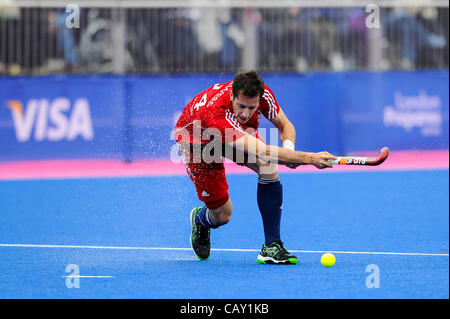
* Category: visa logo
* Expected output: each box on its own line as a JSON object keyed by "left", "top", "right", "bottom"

{"left": 6, "top": 98, "right": 94, "bottom": 142}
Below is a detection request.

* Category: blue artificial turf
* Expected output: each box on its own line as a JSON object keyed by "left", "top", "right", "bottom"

{"left": 0, "top": 170, "right": 448, "bottom": 298}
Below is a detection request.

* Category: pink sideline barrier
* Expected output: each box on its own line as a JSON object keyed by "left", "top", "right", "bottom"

{"left": 0, "top": 150, "right": 448, "bottom": 180}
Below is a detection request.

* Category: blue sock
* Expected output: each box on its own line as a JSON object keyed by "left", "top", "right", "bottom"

{"left": 257, "top": 177, "right": 282, "bottom": 245}
{"left": 195, "top": 207, "right": 219, "bottom": 229}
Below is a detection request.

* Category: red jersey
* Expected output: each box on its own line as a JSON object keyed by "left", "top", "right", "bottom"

{"left": 174, "top": 81, "right": 280, "bottom": 145}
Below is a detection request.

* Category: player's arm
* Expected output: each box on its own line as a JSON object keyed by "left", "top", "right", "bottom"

{"left": 231, "top": 134, "right": 336, "bottom": 169}
{"left": 270, "top": 108, "right": 296, "bottom": 150}
{"left": 269, "top": 107, "right": 299, "bottom": 168}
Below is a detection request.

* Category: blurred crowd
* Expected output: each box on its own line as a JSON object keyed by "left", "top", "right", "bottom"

{"left": 259, "top": 7, "right": 448, "bottom": 71}
{"left": 0, "top": 5, "right": 448, "bottom": 75}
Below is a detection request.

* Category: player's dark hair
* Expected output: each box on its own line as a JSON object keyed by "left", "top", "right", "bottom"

{"left": 232, "top": 71, "right": 265, "bottom": 99}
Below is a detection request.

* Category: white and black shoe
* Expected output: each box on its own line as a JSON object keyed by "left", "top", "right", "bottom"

{"left": 256, "top": 240, "right": 298, "bottom": 265}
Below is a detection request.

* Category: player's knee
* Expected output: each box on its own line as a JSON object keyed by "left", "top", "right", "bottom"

{"left": 211, "top": 200, "right": 233, "bottom": 226}
{"left": 216, "top": 210, "right": 232, "bottom": 225}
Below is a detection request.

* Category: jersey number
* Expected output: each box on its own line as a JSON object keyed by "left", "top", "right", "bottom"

{"left": 193, "top": 93, "right": 207, "bottom": 111}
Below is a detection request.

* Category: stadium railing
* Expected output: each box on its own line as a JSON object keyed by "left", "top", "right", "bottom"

{"left": 0, "top": 0, "right": 448, "bottom": 75}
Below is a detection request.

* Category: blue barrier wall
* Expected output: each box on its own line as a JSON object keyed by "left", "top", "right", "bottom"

{"left": 0, "top": 71, "right": 448, "bottom": 161}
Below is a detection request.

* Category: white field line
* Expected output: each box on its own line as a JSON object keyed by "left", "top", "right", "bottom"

{"left": 0, "top": 243, "right": 448, "bottom": 257}
{"left": 61, "top": 276, "right": 114, "bottom": 278}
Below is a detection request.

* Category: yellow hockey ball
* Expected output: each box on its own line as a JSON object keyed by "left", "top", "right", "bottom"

{"left": 321, "top": 253, "right": 336, "bottom": 267}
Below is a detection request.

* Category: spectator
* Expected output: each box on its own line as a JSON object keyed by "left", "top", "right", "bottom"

{"left": 156, "top": 8, "right": 200, "bottom": 71}
{"left": 258, "top": 8, "right": 345, "bottom": 71}
{"left": 258, "top": 8, "right": 291, "bottom": 70}
{"left": 298, "top": 8, "right": 344, "bottom": 70}
{"left": 48, "top": 9, "right": 81, "bottom": 73}
{"left": 385, "top": 7, "right": 446, "bottom": 69}
{"left": 0, "top": 0, "right": 20, "bottom": 75}
{"left": 190, "top": 7, "right": 243, "bottom": 70}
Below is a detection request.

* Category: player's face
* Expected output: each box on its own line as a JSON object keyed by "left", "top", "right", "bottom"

{"left": 231, "top": 93, "right": 260, "bottom": 124}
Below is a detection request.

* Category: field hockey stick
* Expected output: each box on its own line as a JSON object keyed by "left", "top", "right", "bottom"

{"left": 329, "top": 147, "right": 390, "bottom": 166}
